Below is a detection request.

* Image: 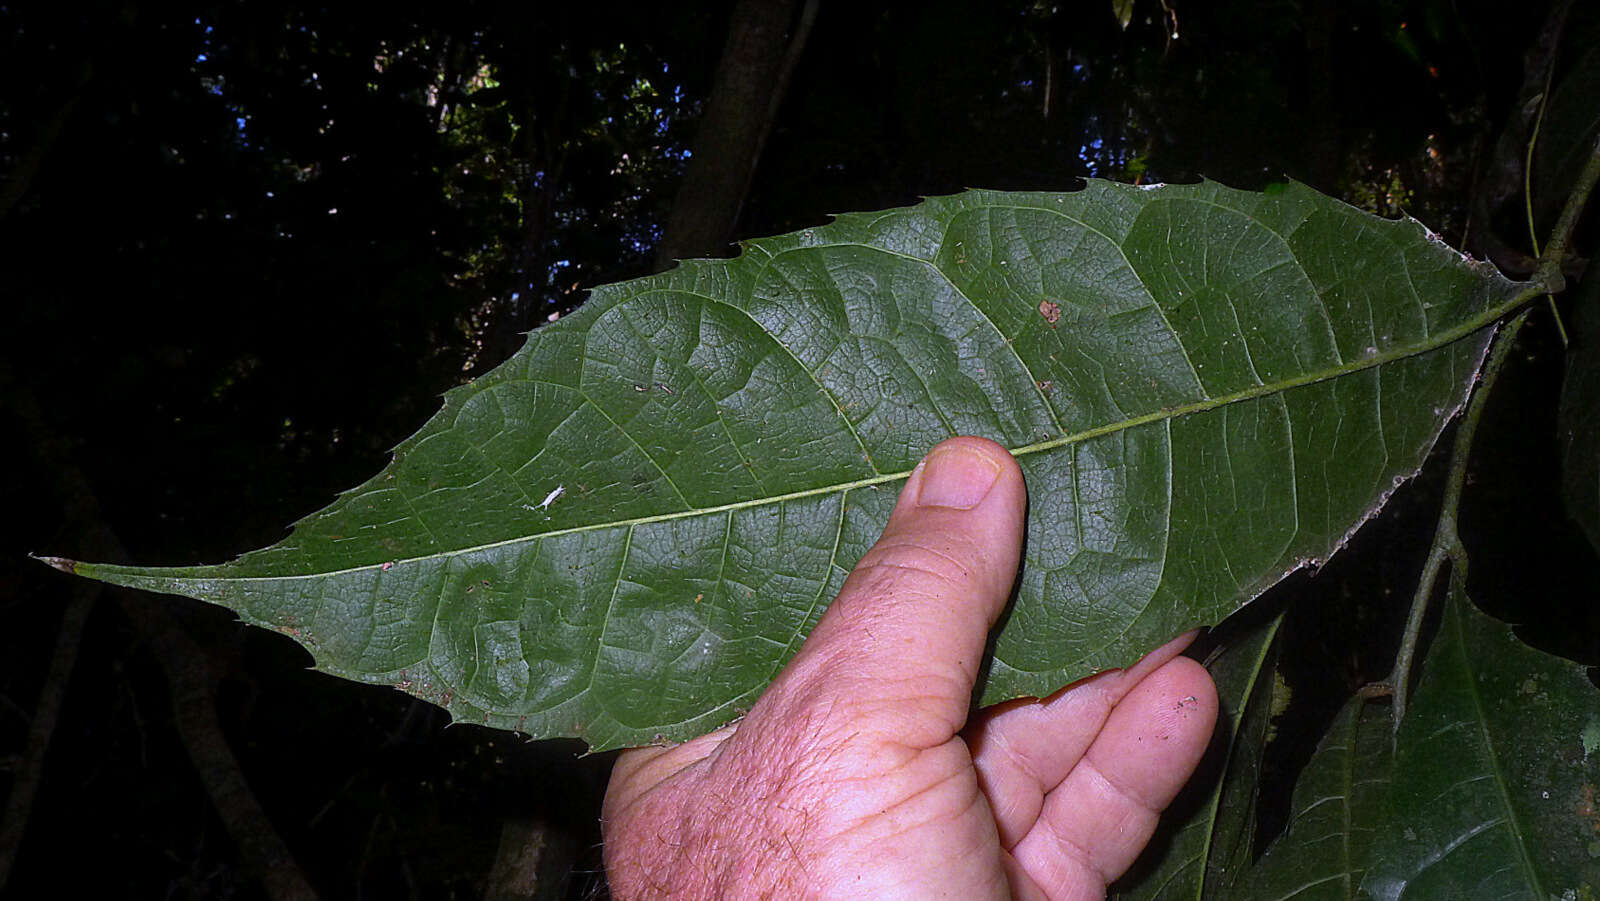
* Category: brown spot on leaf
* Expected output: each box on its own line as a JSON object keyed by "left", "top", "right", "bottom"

{"left": 1580, "top": 784, "right": 1600, "bottom": 831}
{"left": 1039, "top": 300, "right": 1062, "bottom": 325}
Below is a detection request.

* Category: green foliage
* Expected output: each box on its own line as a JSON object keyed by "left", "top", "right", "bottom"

{"left": 1359, "top": 578, "right": 1600, "bottom": 898}
{"left": 1239, "top": 690, "right": 1394, "bottom": 899}
{"left": 1238, "top": 577, "right": 1600, "bottom": 899}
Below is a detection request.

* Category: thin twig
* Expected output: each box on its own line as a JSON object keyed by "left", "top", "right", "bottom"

{"left": 1388, "top": 135, "right": 1600, "bottom": 726}
{"left": 1387, "top": 309, "right": 1528, "bottom": 727}
{"left": 1540, "top": 134, "right": 1600, "bottom": 280}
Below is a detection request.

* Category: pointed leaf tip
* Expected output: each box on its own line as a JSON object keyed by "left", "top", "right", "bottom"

{"left": 30, "top": 554, "right": 80, "bottom": 574}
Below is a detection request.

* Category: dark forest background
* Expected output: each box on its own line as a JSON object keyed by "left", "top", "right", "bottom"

{"left": 2, "top": 0, "right": 1596, "bottom": 897}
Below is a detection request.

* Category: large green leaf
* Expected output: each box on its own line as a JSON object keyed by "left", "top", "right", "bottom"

{"left": 1239, "top": 692, "right": 1394, "bottom": 900}
{"left": 46, "top": 181, "right": 1532, "bottom": 749}
{"left": 1113, "top": 611, "right": 1282, "bottom": 899}
{"left": 1244, "top": 580, "right": 1600, "bottom": 901}
{"left": 1359, "top": 579, "right": 1600, "bottom": 899}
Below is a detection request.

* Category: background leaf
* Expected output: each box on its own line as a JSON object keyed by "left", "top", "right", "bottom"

{"left": 52, "top": 181, "right": 1531, "bottom": 749}
{"left": 1113, "top": 611, "right": 1282, "bottom": 899}
{"left": 1239, "top": 691, "right": 1394, "bottom": 900}
{"left": 1534, "top": 28, "right": 1600, "bottom": 230}
{"left": 1359, "top": 578, "right": 1600, "bottom": 899}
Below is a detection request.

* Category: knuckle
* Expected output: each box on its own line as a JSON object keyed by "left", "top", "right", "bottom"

{"left": 852, "top": 532, "right": 984, "bottom": 595}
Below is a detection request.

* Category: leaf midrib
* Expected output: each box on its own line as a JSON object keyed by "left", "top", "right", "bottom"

{"left": 1192, "top": 615, "right": 1281, "bottom": 899}
{"left": 1453, "top": 599, "right": 1545, "bottom": 895}
{"left": 87, "top": 284, "right": 1534, "bottom": 587}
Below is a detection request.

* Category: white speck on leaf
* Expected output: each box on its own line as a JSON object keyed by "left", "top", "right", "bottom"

{"left": 539, "top": 485, "right": 565, "bottom": 511}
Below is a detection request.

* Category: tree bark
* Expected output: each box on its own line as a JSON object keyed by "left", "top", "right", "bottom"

{"left": 481, "top": 817, "right": 576, "bottom": 901}
{"left": 653, "top": 0, "right": 815, "bottom": 270}
{"left": 133, "top": 593, "right": 322, "bottom": 901}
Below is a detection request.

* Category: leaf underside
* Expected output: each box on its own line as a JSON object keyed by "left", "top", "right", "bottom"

{"left": 58, "top": 180, "right": 1530, "bottom": 749}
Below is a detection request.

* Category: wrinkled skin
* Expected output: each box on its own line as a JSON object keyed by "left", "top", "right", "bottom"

{"left": 603, "top": 437, "right": 1217, "bottom": 900}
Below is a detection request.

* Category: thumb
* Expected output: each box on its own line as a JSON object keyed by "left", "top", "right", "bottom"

{"left": 764, "top": 436, "right": 1027, "bottom": 748}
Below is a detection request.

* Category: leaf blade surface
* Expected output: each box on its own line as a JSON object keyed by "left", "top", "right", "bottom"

{"left": 1240, "top": 692, "right": 1395, "bottom": 900}
{"left": 58, "top": 181, "right": 1532, "bottom": 748}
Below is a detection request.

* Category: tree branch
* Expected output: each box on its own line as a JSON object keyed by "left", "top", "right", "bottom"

{"left": 1539, "top": 134, "right": 1600, "bottom": 282}
{"left": 0, "top": 583, "right": 94, "bottom": 891}
{"left": 1385, "top": 309, "right": 1527, "bottom": 726}
{"left": 653, "top": 0, "right": 808, "bottom": 270}
{"left": 129, "top": 594, "right": 321, "bottom": 901}
{"left": 4, "top": 362, "right": 319, "bottom": 901}
{"left": 481, "top": 817, "right": 577, "bottom": 901}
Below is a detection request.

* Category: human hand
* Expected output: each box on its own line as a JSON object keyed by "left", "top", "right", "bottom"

{"left": 602, "top": 437, "right": 1217, "bottom": 899}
